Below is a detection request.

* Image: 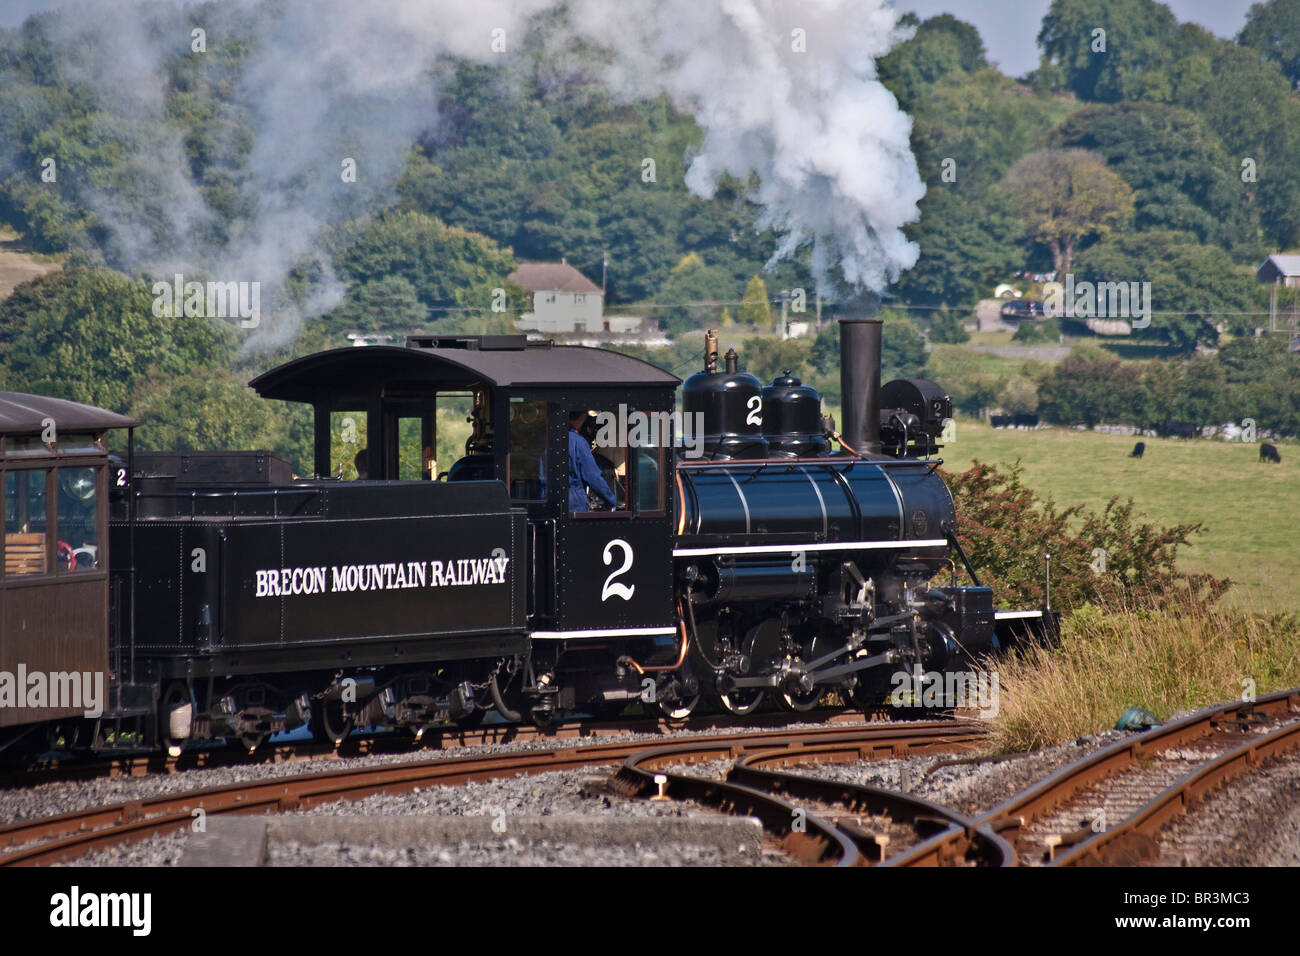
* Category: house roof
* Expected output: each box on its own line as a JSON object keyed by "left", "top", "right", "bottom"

{"left": 1257, "top": 254, "right": 1300, "bottom": 280}
{"left": 508, "top": 262, "right": 601, "bottom": 294}
{"left": 0, "top": 392, "right": 137, "bottom": 437}
{"left": 249, "top": 339, "right": 678, "bottom": 404}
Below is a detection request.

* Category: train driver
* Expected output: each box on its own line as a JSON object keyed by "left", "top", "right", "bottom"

{"left": 568, "top": 410, "right": 617, "bottom": 512}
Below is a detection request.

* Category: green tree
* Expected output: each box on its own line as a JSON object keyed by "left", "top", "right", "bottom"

{"left": 326, "top": 275, "right": 429, "bottom": 332}
{"left": 739, "top": 275, "right": 772, "bottom": 329}
{"left": 1237, "top": 0, "right": 1300, "bottom": 90}
{"left": 897, "top": 187, "right": 1024, "bottom": 307}
{"left": 130, "top": 369, "right": 288, "bottom": 453}
{"left": 928, "top": 309, "right": 971, "bottom": 344}
{"left": 1035, "top": 0, "right": 1181, "bottom": 102}
{"left": 0, "top": 268, "right": 234, "bottom": 411}
{"left": 1050, "top": 102, "right": 1256, "bottom": 253}
{"left": 878, "top": 13, "right": 988, "bottom": 110}
{"left": 655, "top": 253, "right": 735, "bottom": 334}
{"left": 1000, "top": 148, "right": 1135, "bottom": 276}
{"left": 1073, "top": 230, "right": 1257, "bottom": 349}
{"left": 330, "top": 210, "right": 518, "bottom": 316}
{"left": 1171, "top": 41, "right": 1300, "bottom": 248}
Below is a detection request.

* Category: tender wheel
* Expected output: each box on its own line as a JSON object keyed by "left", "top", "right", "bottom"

{"left": 716, "top": 688, "right": 765, "bottom": 716}
{"left": 777, "top": 688, "right": 823, "bottom": 713}
{"left": 238, "top": 732, "right": 267, "bottom": 752}
{"left": 159, "top": 682, "right": 192, "bottom": 756}
{"left": 311, "top": 697, "right": 353, "bottom": 745}
{"left": 455, "top": 707, "right": 487, "bottom": 731}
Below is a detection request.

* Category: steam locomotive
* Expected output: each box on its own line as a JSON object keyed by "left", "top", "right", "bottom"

{"left": 0, "top": 319, "right": 1050, "bottom": 758}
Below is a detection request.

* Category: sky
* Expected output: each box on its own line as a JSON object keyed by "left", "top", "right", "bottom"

{"left": 898, "top": 0, "right": 1262, "bottom": 78}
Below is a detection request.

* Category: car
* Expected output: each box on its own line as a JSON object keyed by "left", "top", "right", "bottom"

{"left": 1000, "top": 299, "right": 1041, "bottom": 319}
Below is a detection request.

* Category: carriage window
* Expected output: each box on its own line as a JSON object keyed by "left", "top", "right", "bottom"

{"left": 5, "top": 470, "right": 49, "bottom": 576}
{"left": 508, "top": 398, "right": 547, "bottom": 500}
{"left": 57, "top": 467, "right": 98, "bottom": 573}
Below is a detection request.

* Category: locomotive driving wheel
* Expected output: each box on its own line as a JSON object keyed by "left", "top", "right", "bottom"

{"left": 650, "top": 663, "right": 702, "bottom": 723}
{"left": 777, "top": 687, "right": 823, "bottom": 712}
{"left": 715, "top": 688, "right": 765, "bottom": 716}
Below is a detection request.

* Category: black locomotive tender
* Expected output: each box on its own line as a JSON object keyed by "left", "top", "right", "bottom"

{"left": 1, "top": 319, "right": 1051, "bottom": 756}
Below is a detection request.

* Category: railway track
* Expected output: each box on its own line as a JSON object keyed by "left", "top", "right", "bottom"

{"left": 0, "top": 719, "right": 978, "bottom": 867}
{"left": 917, "top": 688, "right": 1300, "bottom": 867}
{"left": 612, "top": 727, "right": 1005, "bottom": 866}
{"left": 0, "top": 707, "right": 878, "bottom": 789}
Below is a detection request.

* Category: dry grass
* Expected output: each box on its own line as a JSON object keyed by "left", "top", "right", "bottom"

{"left": 988, "top": 598, "right": 1300, "bottom": 752}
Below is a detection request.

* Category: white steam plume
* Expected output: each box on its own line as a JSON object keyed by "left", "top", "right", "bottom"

{"left": 5, "top": 0, "right": 922, "bottom": 346}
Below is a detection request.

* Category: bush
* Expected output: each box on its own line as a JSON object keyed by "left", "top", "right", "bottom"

{"left": 942, "top": 461, "right": 1229, "bottom": 611}
{"left": 928, "top": 309, "right": 970, "bottom": 344}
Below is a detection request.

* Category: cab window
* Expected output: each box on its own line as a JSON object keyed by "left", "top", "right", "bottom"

{"left": 573, "top": 408, "right": 666, "bottom": 515}
{"left": 508, "top": 397, "right": 547, "bottom": 500}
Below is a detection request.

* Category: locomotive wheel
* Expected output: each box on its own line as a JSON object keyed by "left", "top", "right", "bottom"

{"left": 777, "top": 688, "right": 823, "bottom": 713}
{"left": 311, "top": 697, "right": 353, "bottom": 746}
{"left": 716, "top": 688, "right": 765, "bottom": 716}
{"left": 654, "top": 689, "right": 702, "bottom": 723}
{"left": 238, "top": 732, "right": 267, "bottom": 752}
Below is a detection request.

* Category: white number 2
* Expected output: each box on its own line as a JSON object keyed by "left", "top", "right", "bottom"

{"left": 601, "top": 538, "right": 636, "bottom": 602}
{"left": 746, "top": 395, "right": 762, "bottom": 426}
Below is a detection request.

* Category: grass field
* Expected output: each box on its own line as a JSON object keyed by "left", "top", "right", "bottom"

{"left": 942, "top": 419, "right": 1300, "bottom": 613}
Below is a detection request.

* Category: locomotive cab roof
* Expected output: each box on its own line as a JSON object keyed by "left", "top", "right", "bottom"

{"left": 249, "top": 336, "right": 678, "bottom": 403}
{"left": 249, "top": 336, "right": 679, "bottom": 483}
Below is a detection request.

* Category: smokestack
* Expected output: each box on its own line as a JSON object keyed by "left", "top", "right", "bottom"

{"left": 839, "top": 317, "right": 882, "bottom": 456}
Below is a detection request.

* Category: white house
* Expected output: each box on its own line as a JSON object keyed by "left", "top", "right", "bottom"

{"left": 511, "top": 260, "right": 633, "bottom": 334}
{"left": 1257, "top": 254, "right": 1300, "bottom": 336}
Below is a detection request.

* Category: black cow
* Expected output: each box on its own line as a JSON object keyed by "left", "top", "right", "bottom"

{"left": 1013, "top": 413, "right": 1040, "bottom": 429}
{"left": 1131, "top": 441, "right": 1145, "bottom": 458}
{"left": 991, "top": 414, "right": 1013, "bottom": 429}
{"left": 1162, "top": 420, "right": 1198, "bottom": 439}
{"left": 1260, "top": 443, "right": 1281, "bottom": 464}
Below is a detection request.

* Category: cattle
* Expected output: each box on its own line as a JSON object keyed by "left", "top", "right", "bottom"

{"left": 991, "top": 414, "right": 1013, "bottom": 429}
{"left": 1162, "top": 420, "right": 1198, "bottom": 439}
{"left": 1013, "top": 413, "right": 1040, "bottom": 429}
{"left": 1260, "top": 443, "right": 1281, "bottom": 464}
{"left": 1130, "top": 441, "right": 1145, "bottom": 458}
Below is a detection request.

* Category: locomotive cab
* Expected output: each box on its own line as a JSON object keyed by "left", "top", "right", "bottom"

{"left": 251, "top": 336, "right": 683, "bottom": 723}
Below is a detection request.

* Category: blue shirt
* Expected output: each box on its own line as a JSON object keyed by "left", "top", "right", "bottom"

{"left": 569, "top": 428, "right": 616, "bottom": 511}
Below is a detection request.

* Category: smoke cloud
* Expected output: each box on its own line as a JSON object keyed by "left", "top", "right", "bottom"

{"left": 4, "top": 0, "right": 922, "bottom": 346}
